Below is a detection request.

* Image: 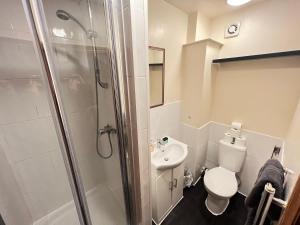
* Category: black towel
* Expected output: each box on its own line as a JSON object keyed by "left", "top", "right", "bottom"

{"left": 244, "top": 159, "right": 285, "bottom": 225}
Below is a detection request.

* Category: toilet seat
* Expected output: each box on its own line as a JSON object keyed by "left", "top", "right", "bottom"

{"left": 204, "top": 167, "right": 238, "bottom": 198}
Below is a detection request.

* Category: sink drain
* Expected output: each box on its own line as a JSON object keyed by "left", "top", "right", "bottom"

{"left": 164, "top": 157, "right": 169, "bottom": 161}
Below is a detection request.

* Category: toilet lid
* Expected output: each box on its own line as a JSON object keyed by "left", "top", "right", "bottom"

{"left": 204, "top": 167, "right": 238, "bottom": 198}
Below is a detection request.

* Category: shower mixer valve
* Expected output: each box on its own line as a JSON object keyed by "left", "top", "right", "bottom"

{"left": 98, "top": 124, "right": 117, "bottom": 136}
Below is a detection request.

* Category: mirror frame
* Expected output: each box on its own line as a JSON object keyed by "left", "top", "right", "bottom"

{"left": 149, "top": 46, "right": 165, "bottom": 108}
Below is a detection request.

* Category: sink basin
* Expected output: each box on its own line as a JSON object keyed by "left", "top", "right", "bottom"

{"left": 151, "top": 137, "right": 188, "bottom": 170}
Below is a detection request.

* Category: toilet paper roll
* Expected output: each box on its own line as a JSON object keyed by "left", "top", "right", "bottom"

{"left": 231, "top": 122, "right": 242, "bottom": 130}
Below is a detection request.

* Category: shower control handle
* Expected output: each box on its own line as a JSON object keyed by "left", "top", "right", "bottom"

{"left": 99, "top": 124, "right": 116, "bottom": 136}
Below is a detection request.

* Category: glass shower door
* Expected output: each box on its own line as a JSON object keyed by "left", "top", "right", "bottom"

{"left": 0, "top": 0, "right": 83, "bottom": 224}
{"left": 24, "top": 0, "right": 129, "bottom": 224}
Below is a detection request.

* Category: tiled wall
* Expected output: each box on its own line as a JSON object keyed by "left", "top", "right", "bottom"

{"left": 0, "top": 141, "right": 33, "bottom": 225}
{"left": 150, "top": 101, "right": 181, "bottom": 140}
{"left": 180, "top": 122, "right": 209, "bottom": 182}
{"left": 180, "top": 121, "right": 284, "bottom": 196}
{"left": 122, "top": 0, "right": 151, "bottom": 224}
{"left": 0, "top": 76, "right": 73, "bottom": 220}
{"left": 0, "top": 47, "right": 108, "bottom": 221}
{"left": 0, "top": 1, "right": 123, "bottom": 221}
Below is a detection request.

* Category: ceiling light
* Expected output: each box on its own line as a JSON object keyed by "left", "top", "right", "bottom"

{"left": 227, "top": 0, "right": 251, "bottom": 6}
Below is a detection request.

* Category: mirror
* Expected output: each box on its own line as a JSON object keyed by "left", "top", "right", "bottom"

{"left": 149, "top": 46, "right": 165, "bottom": 108}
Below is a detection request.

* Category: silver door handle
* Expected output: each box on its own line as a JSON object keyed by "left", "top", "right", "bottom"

{"left": 169, "top": 181, "right": 173, "bottom": 191}
{"left": 173, "top": 178, "right": 178, "bottom": 188}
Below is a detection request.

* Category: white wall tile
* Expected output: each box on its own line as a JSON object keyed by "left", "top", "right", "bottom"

{"left": 59, "top": 77, "right": 94, "bottom": 114}
{"left": 76, "top": 151, "right": 104, "bottom": 191}
{"left": 135, "top": 77, "right": 148, "bottom": 130}
{"left": 150, "top": 102, "right": 181, "bottom": 140}
{"left": 122, "top": 2, "right": 151, "bottom": 224}
{"left": 14, "top": 151, "right": 72, "bottom": 220}
{"left": 122, "top": 6, "right": 134, "bottom": 77}
{"left": 138, "top": 129, "right": 150, "bottom": 174}
{"left": 0, "top": 79, "right": 39, "bottom": 124}
{"left": 205, "top": 141, "right": 218, "bottom": 168}
{"left": 1, "top": 117, "right": 59, "bottom": 163}
{"left": 209, "top": 122, "right": 229, "bottom": 143}
{"left": 132, "top": 8, "right": 147, "bottom": 78}
{"left": 0, "top": 144, "right": 32, "bottom": 225}
{"left": 181, "top": 122, "right": 210, "bottom": 182}
{"left": 68, "top": 111, "right": 96, "bottom": 158}
{"left": 194, "top": 142, "right": 208, "bottom": 179}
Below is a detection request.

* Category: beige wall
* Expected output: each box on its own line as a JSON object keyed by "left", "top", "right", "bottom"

{"left": 187, "top": 11, "right": 211, "bottom": 43}
{"left": 212, "top": 57, "right": 300, "bottom": 138}
{"left": 187, "top": 12, "right": 198, "bottom": 43}
{"left": 285, "top": 99, "right": 300, "bottom": 173}
{"left": 181, "top": 0, "right": 300, "bottom": 138}
{"left": 209, "top": 0, "right": 300, "bottom": 138}
{"left": 210, "top": 0, "right": 300, "bottom": 58}
{"left": 195, "top": 12, "right": 211, "bottom": 41}
{"left": 148, "top": 0, "right": 188, "bottom": 103}
{"left": 181, "top": 39, "right": 222, "bottom": 127}
{"left": 149, "top": 0, "right": 300, "bottom": 139}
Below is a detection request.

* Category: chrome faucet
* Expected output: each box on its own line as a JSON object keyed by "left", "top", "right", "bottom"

{"left": 157, "top": 138, "right": 166, "bottom": 151}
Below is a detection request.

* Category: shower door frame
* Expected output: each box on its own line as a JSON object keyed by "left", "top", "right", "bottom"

{"left": 22, "top": 0, "right": 141, "bottom": 224}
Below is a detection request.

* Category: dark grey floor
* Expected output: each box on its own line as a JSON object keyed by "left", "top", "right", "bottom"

{"left": 153, "top": 179, "right": 247, "bottom": 225}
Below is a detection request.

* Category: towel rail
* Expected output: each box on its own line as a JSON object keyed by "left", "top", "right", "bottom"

{"left": 254, "top": 168, "right": 294, "bottom": 225}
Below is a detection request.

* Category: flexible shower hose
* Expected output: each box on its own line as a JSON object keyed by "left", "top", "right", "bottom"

{"left": 95, "top": 72, "right": 113, "bottom": 159}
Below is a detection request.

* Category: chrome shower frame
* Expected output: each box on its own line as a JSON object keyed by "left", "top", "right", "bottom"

{"left": 22, "top": 0, "right": 142, "bottom": 224}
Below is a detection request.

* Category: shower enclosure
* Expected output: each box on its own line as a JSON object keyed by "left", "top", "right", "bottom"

{"left": 0, "top": 0, "right": 137, "bottom": 224}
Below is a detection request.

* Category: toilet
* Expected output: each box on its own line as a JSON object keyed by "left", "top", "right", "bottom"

{"left": 204, "top": 138, "right": 246, "bottom": 215}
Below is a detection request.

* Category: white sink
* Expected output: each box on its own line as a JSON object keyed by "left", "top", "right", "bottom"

{"left": 151, "top": 137, "right": 188, "bottom": 170}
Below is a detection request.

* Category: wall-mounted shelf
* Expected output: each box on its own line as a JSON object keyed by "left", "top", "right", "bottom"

{"left": 212, "top": 50, "right": 300, "bottom": 63}
{"left": 149, "top": 63, "right": 163, "bottom": 66}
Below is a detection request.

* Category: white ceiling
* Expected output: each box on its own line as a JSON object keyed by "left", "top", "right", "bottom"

{"left": 164, "top": 0, "right": 266, "bottom": 18}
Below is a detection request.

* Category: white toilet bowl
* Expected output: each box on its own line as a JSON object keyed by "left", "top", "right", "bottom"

{"left": 204, "top": 167, "right": 238, "bottom": 215}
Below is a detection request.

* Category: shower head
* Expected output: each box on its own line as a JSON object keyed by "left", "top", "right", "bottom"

{"left": 56, "top": 10, "right": 71, "bottom": 20}
{"left": 56, "top": 9, "right": 97, "bottom": 38}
